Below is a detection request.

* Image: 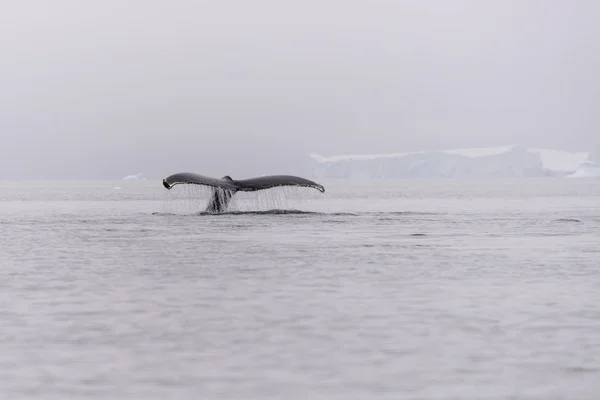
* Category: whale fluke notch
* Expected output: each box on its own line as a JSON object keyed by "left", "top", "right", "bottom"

{"left": 162, "top": 172, "right": 325, "bottom": 213}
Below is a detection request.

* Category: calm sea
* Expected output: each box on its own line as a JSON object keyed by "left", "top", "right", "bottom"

{"left": 1, "top": 178, "right": 599, "bottom": 399}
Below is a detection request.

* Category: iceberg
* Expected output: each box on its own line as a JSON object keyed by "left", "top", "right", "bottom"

{"left": 566, "top": 161, "right": 600, "bottom": 178}
{"left": 122, "top": 173, "right": 146, "bottom": 181}
{"left": 309, "top": 146, "right": 592, "bottom": 179}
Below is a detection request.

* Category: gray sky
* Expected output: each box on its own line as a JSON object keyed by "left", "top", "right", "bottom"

{"left": 1, "top": 0, "right": 598, "bottom": 179}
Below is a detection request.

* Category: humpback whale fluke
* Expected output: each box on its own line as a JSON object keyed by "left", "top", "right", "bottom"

{"left": 162, "top": 172, "right": 325, "bottom": 213}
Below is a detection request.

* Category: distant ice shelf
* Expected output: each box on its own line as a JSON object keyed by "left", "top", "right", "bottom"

{"left": 309, "top": 146, "right": 595, "bottom": 179}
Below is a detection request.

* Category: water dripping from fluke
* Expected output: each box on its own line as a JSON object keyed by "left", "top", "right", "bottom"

{"left": 160, "top": 172, "right": 326, "bottom": 214}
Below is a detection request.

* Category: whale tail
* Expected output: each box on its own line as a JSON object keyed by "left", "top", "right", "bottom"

{"left": 162, "top": 172, "right": 325, "bottom": 213}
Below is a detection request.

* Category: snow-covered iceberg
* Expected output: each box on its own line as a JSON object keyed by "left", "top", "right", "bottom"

{"left": 122, "top": 173, "right": 146, "bottom": 180}
{"left": 566, "top": 161, "right": 600, "bottom": 178}
{"left": 309, "top": 146, "right": 592, "bottom": 179}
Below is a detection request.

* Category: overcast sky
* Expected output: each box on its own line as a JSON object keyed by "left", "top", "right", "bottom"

{"left": 1, "top": 0, "right": 598, "bottom": 179}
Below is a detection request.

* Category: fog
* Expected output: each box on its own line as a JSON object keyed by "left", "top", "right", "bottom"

{"left": 1, "top": 0, "right": 598, "bottom": 179}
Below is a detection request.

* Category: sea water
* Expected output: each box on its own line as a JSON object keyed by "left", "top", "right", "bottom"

{"left": 1, "top": 178, "right": 599, "bottom": 399}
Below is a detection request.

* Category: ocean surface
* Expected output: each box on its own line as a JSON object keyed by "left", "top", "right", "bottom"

{"left": 1, "top": 178, "right": 599, "bottom": 400}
